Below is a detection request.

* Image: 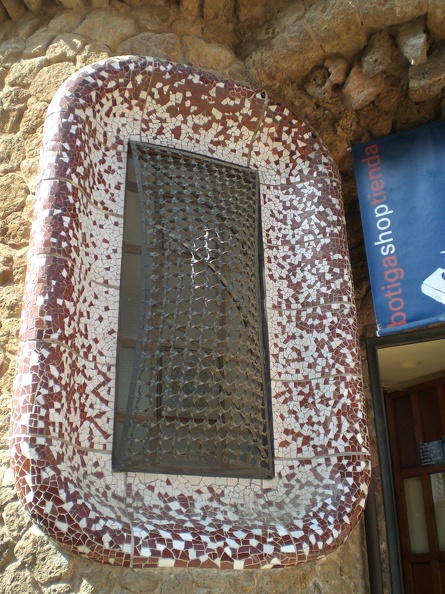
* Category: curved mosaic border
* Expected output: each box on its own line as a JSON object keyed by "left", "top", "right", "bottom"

{"left": 11, "top": 56, "right": 370, "bottom": 569}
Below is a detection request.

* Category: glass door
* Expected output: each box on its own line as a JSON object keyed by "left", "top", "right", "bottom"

{"left": 385, "top": 377, "right": 445, "bottom": 594}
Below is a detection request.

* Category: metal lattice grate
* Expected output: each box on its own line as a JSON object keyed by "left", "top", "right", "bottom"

{"left": 113, "top": 142, "right": 273, "bottom": 478}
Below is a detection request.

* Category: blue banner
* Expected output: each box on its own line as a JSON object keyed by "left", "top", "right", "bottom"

{"left": 352, "top": 120, "right": 445, "bottom": 336}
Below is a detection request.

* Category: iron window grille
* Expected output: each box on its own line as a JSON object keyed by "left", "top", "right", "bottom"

{"left": 113, "top": 141, "right": 273, "bottom": 478}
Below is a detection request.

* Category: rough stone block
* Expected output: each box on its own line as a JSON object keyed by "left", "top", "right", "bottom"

{"left": 179, "top": 0, "right": 202, "bottom": 19}
{"left": 0, "top": 174, "right": 28, "bottom": 219}
{"left": 171, "top": 15, "right": 202, "bottom": 36}
{"left": 374, "top": 76, "right": 405, "bottom": 111}
{"left": 182, "top": 35, "right": 235, "bottom": 69}
{"left": 357, "top": 104, "right": 393, "bottom": 138}
{"left": 29, "top": 62, "right": 76, "bottom": 102}
{"left": 75, "top": 41, "right": 111, "bottom": 68}
{"left": 2, "top": 501, "right": 31, "bottom": 541}
{"left": 409, "top": 42, "right": 445, "bottom": 101}
{"left": 361, "top": 31, "right": 408, "bottom": 79}
{"left": 203, "top": 0, "right": 233, "bottom": 22}
{"left": 14, "top": 526, "right": 71, "bottom": 585}
{"left": 14, "top": 13, "right": 44, "bottom": 38}
{"left": 132, "top": 3, "right": 175, "bottom": 33}
{"left": 392, "top": 94, "right": 436, "bottom": 131}
{"left": 20, "top": 157, "right": 39, "bottom": 193}
{"left": 23, "top": 28, "right": 56, "bottom": 58}
{"left": 239, "top": 0, "right": 304, "bottom": 50}
{"left": 117, "top": 32, "right": 181, "bottom": 61}
{"left": 0, "top": 87, "right": 28, "bottom": 133}
{"left": 235, "top": 0, "right": 269, "bottom": 22}
{"left": 0, "top": 134, "right": 26, "bottom": 175}
{"left": 356, "top": 0, "right": 427, "bottom": 28}
{"left": 324, "top": 55, "right": 349, "bottom": 86}
{"left": 0, "top": 210, "right": 31, "bottom": 247}
{"left": 0, "top": 2, "right": 8, "bottom": 22}
{"left": 0, "top": 37, "right": 25, "bottom": 66}
{"left": 343, "top": 63, "right": 385, "bottom": 109}
{"left": 42, "top": 583, "right": 73, "bottom": 594}
{"left": 74, "top": 8, "right": 137, "bottom": 49}
{"left": 119, "top": 571, "right": 164, "bottom": 592}
{"left": 0, "top": 488, "right": 17, "bottom": 507}
{"left": 5, "top": 56, "right": 47, "bottom": 87}
{"left": 23, "top": 0, "right": 44, "bottom": 11}
{"left": 304, "top": 65, "right": 331, "bottom": 99}
{"left": 121, "top": 0, "right": 143, "bottom": 6}
{"left": 226, "top": 58, "right": 246, "bottom": 81}
{"left": 0, "top": 562, "right": 41, "bottom": 594}
{"left": 46, "top": 34, "right": 85, "bottom": 64}
{"left": 90, "top": 0, "right": 109, "bottom": 7}
{"left": 1, "top": 0, "right": 26, "bottom": 21}
{"left": 0, "top": 340, "right": 13, "bottom": 372}
{"left": 48, "top": 10, "right": 86, "bottom": 33}
{"left": 57, "top": 0, "right": 85, "bottom": 9}
{"left": 0, "top": 529, "right": 13, "bottom": 570}
{"left": 246, "top": 17, "right": 324, "bottom": 85}
{"left": 427, "top": 0, "right": 445, "bottom": 39}
{"left": 397, "top": 17, "right": 428, "bottom": 65}
{"left": 305, "top": 0, "right": 366, "bottom": 59}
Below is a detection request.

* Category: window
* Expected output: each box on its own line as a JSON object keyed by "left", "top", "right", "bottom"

{"left": 13, "top": 56, "right": 369, "bottom": 569}
{"left": 113, "top": 141, "right": 273, "bottom": 478}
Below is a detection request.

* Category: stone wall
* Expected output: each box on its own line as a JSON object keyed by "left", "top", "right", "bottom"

{"left": 1, "top": 0, "right": 445, "bottom": 592}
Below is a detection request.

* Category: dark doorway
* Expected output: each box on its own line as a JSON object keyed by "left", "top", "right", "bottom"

{"left": 386, "top": 377, "right": 445, "bottom": 593}
{"left": 368, "top": 328, "right": 445, "bottom": 594}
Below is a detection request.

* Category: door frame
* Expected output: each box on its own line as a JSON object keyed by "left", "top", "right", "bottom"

{"left": 367, "top": 326, "right": 445, "bottom": 594}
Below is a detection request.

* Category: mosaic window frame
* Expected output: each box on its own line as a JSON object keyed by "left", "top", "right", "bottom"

{"left": 11, "top": 57, "right": 370, "bottom": 569}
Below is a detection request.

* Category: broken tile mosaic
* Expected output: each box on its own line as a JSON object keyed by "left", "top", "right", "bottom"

{"left": 11, "top": 56, "right": 370, "bottom": 569}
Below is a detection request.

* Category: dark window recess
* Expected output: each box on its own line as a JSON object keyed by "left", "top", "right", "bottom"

{"left": 113, "top": 141, "right": 273, "bottom": 478}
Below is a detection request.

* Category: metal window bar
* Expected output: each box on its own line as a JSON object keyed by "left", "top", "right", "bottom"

{"left": 113, "top": 141, "right": 273, "bottom": 478}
